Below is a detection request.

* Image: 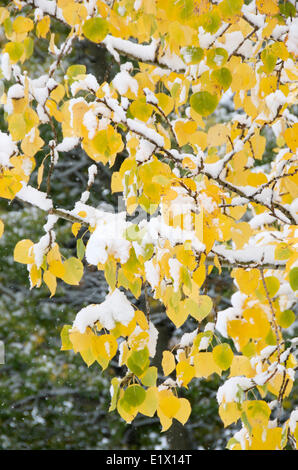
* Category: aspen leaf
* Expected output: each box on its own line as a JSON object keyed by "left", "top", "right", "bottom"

{"left": 277, "top": 309, "right": 295, "bottom": 328}
{"left": 156, "top": 93, "right": 174, "bottom": 116}
{"left": 0, "top": 219, "right": 4, "bottom": 238}
{"left": 109, "top": 377, "right": 120, "bottom": 412}
{"left": 82, "top": 17, "right": 109, "bottom": 43}
{"left": 36, "top": 16, "right": 50, "bottom": 38}
{"left": 14, "top": 239, "right": 34, "bottom": 264}
{"left": 242, "top": 400, "right": 271, "bottom": 428}
{"left": 193, "top": 352, "right": 222, "bottom": 378}
{"left": 61, "top": 257, "right": 84, "bottom": 285}
{"left": 232, "top": 268, "right": 260, "bottom": 295}
{"left": 274, "top": 244, "right": 293, "bottom": 261}
{"left": 140, "top": 366, "right": 157, "bottom": 387}
{"left": 211, "top": 67, "right": 232, "bottom": 91}
{"left": 92, "top": 334, "right": 118, "bottom": 360}
{"left": 135, "top": 310, "right": 149, "bottom": 330}
{"left": 186, "top": 295, "right": 213, "bottom": 322}
{"left": 43, "top": 270, "right": 57, "bottom": 297}
{"left": 229, "top": 355, "right": 254, "bottom": 378}
{"left": 69, "top": 328, "right": 93, "bottom": 353}
{"left": 248, "top": 426, "right": 284, "bottom": 450}
{"left": 284, "top": 124, "right": 298, "bottom": 152}
{"left": 4, "top": 41, "right": 24, "bottom": 62}
{"left": 60, "top": 325, "right": 73, "bottom": 351}
{"left": 176, "top": 361, "right": 195, "bottom": 387}
{"left": 48, "top": 260, "right": 65, "bottom": 278}
{"left": 175, "top": 398, "right": 191, "bottom": 425}
{"left": 256, "top": 0, "right": 279, "bottom": 15}
{"left": 8, "top": 113, "right": 26, "bottom": 141}
{"left": 138, "top": 387, "right": 158, "bottom": 417}
{"left": 219, "top": 402, "right": 242, "bottom": 427}
{"left": 162, "top": 350, "right": 176, "bottom": 376}
{"left": 117, "top": 392, "right": 136, "bottom": 423}
{"left": 190, "top": 91, "right": 218, "bottom": 116}
{"left": 212, "top": 343, "right": 233, "bottom": 370}
{"left": 289, "top": 267, "right": 298, "bottom": 291}
{"left": 123, "top": 384, "right": 146, "bottom": 408}
{"left": 127, "top": 348, "right": 150, "bottom": 376}
{"left": 159, "top": 391, "right": 181, "bottom": 419}
{"left": 219, "top": 0, "right": 243, "bottom": 17}
{"left": 80, "top": 347, "right": 96, "bottom": 367}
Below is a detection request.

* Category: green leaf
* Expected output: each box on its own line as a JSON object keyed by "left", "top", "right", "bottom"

{"left": 266, "top": 276, "right": 280, "bottom": 297}
{"left": 60, "top": 325, "right": 73, "bottom": 351}
{"left": 109, "top": 377, "right": 120, "bottom": 412}
{"left": 211, "top": 67, "right": 232, "bottom": 91}
{"left": 76, "top": 238, "right": 85, "bottom": 260}
{"left": 82, "top": 17, "right": 109, "bottom": 43}
{"left": 183, "top": 46, "right": 204, "bottom": 64}
{"left": 207, "top": 48, "right": 228, "bottom": 68}
{"left": 277, "top": 309, "right": 295, "bottom": 329}
{"left": 186, "top": 295, "right": 213, "bottom": 322}
{"left": 289, "top": 267, "right": 298, "bottom": 291}
{"left": 219, "top": 0, "right": 243, "bottom": 17}
{"left": 66, "top": 64, "right": 86, "bottom": 80}
{"left": 123, "top": 384, "right": 146, "bottom": 408}
{"left": 127, "top": 348, "right": 150, "bottom": 376}
{"left": 190, "top": 91, "right": 218, "bottom": 116}
{"left": 140, "top": 366, "right": 157, "bottom": 387}
{"left": 212, "top": 343, "right": 233, "bottom": 370}
{"left": 261, "top": 48, "right": 277, "bottom": 74}
{"left": 279, "top": 1, "right": 296, "bottom": 17}
{"left": 200, "top": 11, "right": 221, "bottom": 34}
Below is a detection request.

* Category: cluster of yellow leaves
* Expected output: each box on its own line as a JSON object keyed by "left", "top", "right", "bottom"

{"left": 14, "top": 240, "right": 84, "bottom": 295}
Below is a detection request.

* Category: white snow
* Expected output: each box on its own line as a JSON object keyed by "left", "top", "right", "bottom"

{"left": 83, "top": 209, "right": 131, "bottom": 265}
{"left": 0, "top": 131, "right": 18, "bottom": 167}
{"left": 112, "top": 63, "right": 139, "bottom": 96}
{"left": 16, "top": 184, "right": 53, "bottom": 211}
{"left": 72, "top": 289, "right": 135, "bottom": 333}
{"left": 217, "top": 376, "right": 253, "bottom": 404}
{"left": 287, "top": 19, "right": 298, "bottom": 56}
{"left": 56, "top": 136, "right": 80, "bottom": 152}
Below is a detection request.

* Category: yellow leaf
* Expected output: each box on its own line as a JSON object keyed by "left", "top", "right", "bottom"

{"left": 14, "top": 239, "right": 34, "bottom": 264}
{"left": 175, "top": 398, "right": 191, "bottom": 425}
{"left": 29, "top": 264, "right": 42, "bottom": 288}
{"left": 162, "top": 350, "right": 176, "bottom": 376}
{"left": 176, "top": 360, "right": 195, "bottom": 387}
{"left": 158, "top": 390, "right": 180, "bottom": 419}
{"left": 231, "top": 62, "right": 256, "bottom": 92}
{"left": 69, "top": 327, "right": 93, "bottom": 353}
{"left": 193, "top": 352, "right": 222, "bottom": 378}
{"left": 138, "top": 387, "right": 159, "bottom": 417}
{"left": 0, "top": 219, "right": 4, "bottom": 238}
{"left": 13, "top": 16, "right": 34, "bottom": 33}
{"left": 284, "top": 124, "right": 298, "bottom": 153}
{"left": 48, "top": 259, "right": 65, "bottom": 278}
{"left": 91, "top": 333, "right": 118, "bottom": 360}
{"left": 61, "top": 257, "right": 84, "bottom": 285}
{"left": 43, "top": 270, "right": 57, "bottom": 297}
{"left": 219, "top": 402, "right": 242, "bottom": 427}
{"left": 207, "top": 124, "right": 229, "bottom": 147}
{"left": 135, "top": 310, "right": 149, "bottom": 330}
{"left": 242, "top": 400, "right": 271, "bottom": 428}
{"left": 36, "top": 16, "right": 50, "bottom": 38}
{"left": 229, "top": 355, "right": 255, "bottom": 378}
{"left": 256, "top": 0, "right": 279, "bottom": 15}
{"left": 232, "top": 268, "right": 260, "bottom": 295}
{"left": 8, "top": 113, "right": 26, "bottom": 141}
{"left": 71, "top": 222, "right": 81, "bottom": 237}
